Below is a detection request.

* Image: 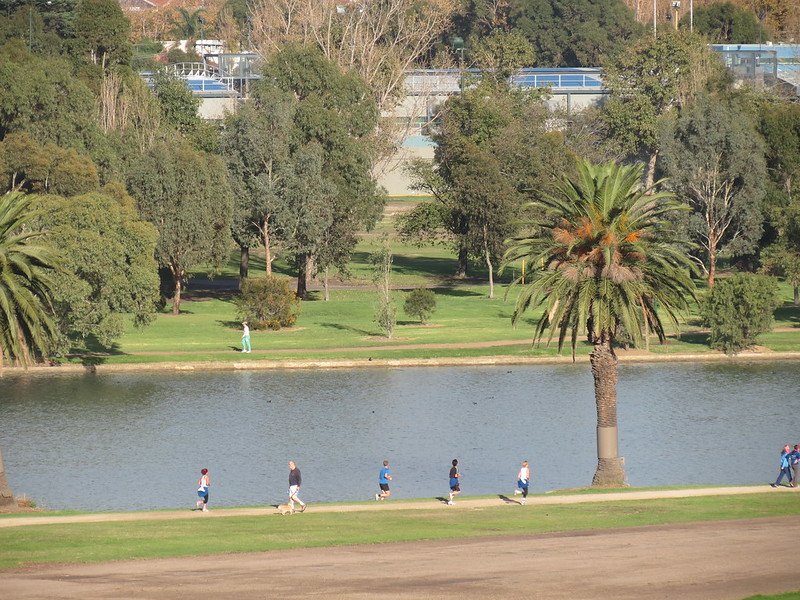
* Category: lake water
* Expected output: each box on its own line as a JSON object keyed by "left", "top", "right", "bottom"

{"left": 1, "top": 362, "right": 799, "bottom": 511}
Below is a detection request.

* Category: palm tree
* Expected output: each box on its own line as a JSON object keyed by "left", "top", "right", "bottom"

{"left": 505, "top": 160, "right": 696, "bottom": 486}
{"left": 0, "top": 192, "right": 59, "bottom": 506}
{"left": 169, "top": 8, "right": 206, "bottom": 46}
{"left": 0, "top": 192, "right": 58, "bottom": 367}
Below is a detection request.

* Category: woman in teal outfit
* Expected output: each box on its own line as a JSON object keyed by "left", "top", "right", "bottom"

{"left": 241, "top": 321, "right": 251, "bottom": 353}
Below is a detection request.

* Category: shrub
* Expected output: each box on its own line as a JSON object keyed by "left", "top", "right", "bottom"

{"left": 702, "top": 273, "right": 780, "bottom": 354}
{"left": 404, "top": 288, "right": 437, "bottom": 323}
{"left": 235, "top": 276, "right": 300, "bottom": 330}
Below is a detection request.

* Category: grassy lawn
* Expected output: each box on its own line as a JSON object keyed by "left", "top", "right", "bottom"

{"left": 1, "top": 492, "right": 798, "bottom": 570}
{"left": 72, "top": 278, "right": 800, "bottom": 363}
{"left": 75, "top": 194, "right": 800, "bottom": 364}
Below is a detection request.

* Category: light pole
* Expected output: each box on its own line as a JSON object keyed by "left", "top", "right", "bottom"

{"left": 653, "top": 0, "right": 657, "bottom": 38}
{"left": 451, "top": 36, "right": 465, "bottom": 93}
{"left": 690, "top": 0, "right": 693, "bottom": 32}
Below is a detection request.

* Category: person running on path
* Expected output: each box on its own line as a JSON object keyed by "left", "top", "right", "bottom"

{"left": 288, "top": 461, "right": 306, "bottom": 512}
{"left": 771, "top": 445, "right": 793, "bottom": 487}
{"left": 195, "top": 468, "right": 210, "bottom": 512}
{"left": 513, "top": 460, "right": 531, "bottom": 504}
{"left": 376, "top": 460, "right": 392, "bottom": 500}
{"left": 448, "top": 459, "right": 460, "bottom": 505}
{"left": 241, "top": 321, "right": 251, "bottom": 353}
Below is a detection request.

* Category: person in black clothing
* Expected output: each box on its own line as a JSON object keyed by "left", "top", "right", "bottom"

{"left": 288, "top": 460, "right": 306, "bottom": 512}
{"left": 448, "top": 459, "right": 461, "bottom": 505}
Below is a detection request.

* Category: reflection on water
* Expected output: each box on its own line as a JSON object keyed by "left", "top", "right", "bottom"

{"left": 1, "top": 362, "right": 798, "bottom": 510}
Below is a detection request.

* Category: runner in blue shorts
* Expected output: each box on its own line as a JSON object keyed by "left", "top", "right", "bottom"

{"left": 376, "top": 459, "right": 392, "bottom": 500}
{"left": 448, "top": 459, "right": 460, "bottom": 505}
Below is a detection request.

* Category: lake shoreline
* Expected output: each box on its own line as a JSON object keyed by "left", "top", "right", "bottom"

{"left": 5, "top": 349, "right": 800, "bottom": 376}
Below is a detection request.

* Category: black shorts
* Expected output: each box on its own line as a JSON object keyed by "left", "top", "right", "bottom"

{"left": 450, "top": 484, "right": 460, "bottom": 492}
{"left": 379, "top": 483, "right": 390, "bottom": 491}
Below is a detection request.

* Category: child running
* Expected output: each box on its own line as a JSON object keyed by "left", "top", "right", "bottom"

{"left": 195, "top": 468, "right": 210, "bottom": 512}
{"left": 448, "top": 459, "right": 460, "bottom": 505}
{"left": 376, "top": 459, "right": 392, "bottom": 500}
{"left": 513, "top": 460, "right": 531, "bottom": 504}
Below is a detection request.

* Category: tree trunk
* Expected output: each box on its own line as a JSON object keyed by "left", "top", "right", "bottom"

{"left": 264, "top": 218, "right": 272, "bottom": 276}
{"left": 794, "top": 284, "right": 799, "bottom": 306}
{"left": 239, "top": 246, "right": 249, "bottom": 287}
{"left": 323, "top": 266, "right": 330, "bottom": 302}
{"left": 708, "top": 248, "right": 717, "bottom": 288}
{"left": 172, "top": 272, "right": 182, "bottom": 315}
{"left": 644, "top": 149, "right": 658, "bottom": 190}
{"left": 590, "top": 336, "right": 627, "bottom": 487}
{"left": 455, "top": 245, "right": 468, "bottom": 278}
{"left": 296, "top": 254, "right": 311, "bottom": 299}
{"left": 0, "top": 447, "right": 15, "bottom": 507}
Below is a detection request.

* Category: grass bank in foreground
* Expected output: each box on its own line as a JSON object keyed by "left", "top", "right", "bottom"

{"left": 1, "top": 492, "right": 798, "bottom": 570}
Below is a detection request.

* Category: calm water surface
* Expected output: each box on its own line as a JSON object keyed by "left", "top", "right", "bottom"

{"left": 1, "top": 362, "right": 798, "bottom": 511}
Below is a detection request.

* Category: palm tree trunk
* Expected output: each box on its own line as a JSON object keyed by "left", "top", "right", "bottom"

{"left": 590, "top": 336, "right": 627, "bottom": 486}
{"left": 0, "top": 447, "right": 15, "bottom": 507}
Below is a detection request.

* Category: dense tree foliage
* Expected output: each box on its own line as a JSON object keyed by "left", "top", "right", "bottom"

{"left": 31, "top": 190, "right": 160, "bottom": 351}
{"left": 659, "top": 94, "right": 766, "bottom": 287}
{"left": 703, "top": 273, "right": 780, "bottom": 354}
{"left": 454, "top": 0, "right": 642, "bottom": 67}
{"left": 683, "top": 2, "right": 767, "bottom": 43}
{"left": 0, "top": 43, "right": 103, "bottom": 154}
{"left": 126, "top": 139, "right": 233, "bottom": 314}
{"left": 407, "top": 83, "right": 572, "bottom": 287}
{"left": 251, "top": 46, "right": 384, "bottom": 298}
{"left": 73, "top": 0, "right": 131, "bottom": 68}
{"left": 602, "top": 31, "right": 725, "bottom": 187}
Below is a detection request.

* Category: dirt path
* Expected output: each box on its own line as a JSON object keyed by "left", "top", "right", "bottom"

{"left": 0, "top": 485, "right": 794, "bottom": 529}
{"left": 2, "top": 517, "right": 798, "bottom": 599}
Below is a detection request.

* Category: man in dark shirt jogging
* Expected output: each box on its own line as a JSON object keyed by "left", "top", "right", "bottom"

{"left": 288, "top": 461, "right": 307, "bottom": 512}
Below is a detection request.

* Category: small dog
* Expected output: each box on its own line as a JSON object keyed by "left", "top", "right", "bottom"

{"left": 277, "top": 504, "right": 294, "bottom": 515}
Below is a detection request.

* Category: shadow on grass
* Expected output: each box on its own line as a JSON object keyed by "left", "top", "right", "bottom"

{"left": 391, "top": 253, "right": 458, "bottom": 278}
{"left": 775, "top": 303, "right": 800, "bottom": 326}
{"left": 498, "top": 494, "right": 521, "bottom": 505}
{"left": 430, "top": 287, "right": 484, "bottom": 298}
{"left": 217, "top": 320, "right": 243, "bottom": 329}
{"left": 320, "top": 322, "right": 377, "bottom": 337}
{"left": 673, "top": 331, "right": 711, "bottom": 346}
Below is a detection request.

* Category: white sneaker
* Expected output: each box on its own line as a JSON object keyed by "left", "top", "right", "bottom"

{"left": 520, "top": 500, "right": 526, "bottom": 505}
{"left": 513, "top": 489, "right": 521, "bottom": 495}
{"left": 447, "top": 500, "right": 454, "bottom": 505}
{"left": 375, "top": 493, "right": 380, "bottom": 501}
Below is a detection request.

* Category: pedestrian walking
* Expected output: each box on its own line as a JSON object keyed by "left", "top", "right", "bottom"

{"left": 376, "top": 459, "right": 392, "bottom": 500}
{"left": 448, "top": 459, "right": 460, "bottom": 505}
{"left": 195, "top": 468, "right": 210, "bottom": 512}
{"left": 288, "top": 460, "right": 306, "bottom": 512}
{"left": 791, "top": 445, "right": 800, "bottom": 487}
{"left": 241, "top": 321, "right": 251, "bottom": 353}
{"left": 771, "top": 445, "right": 793, "bottom": 487}
{"left": 513, "top": 460, "right": 531, "bottom": 504}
